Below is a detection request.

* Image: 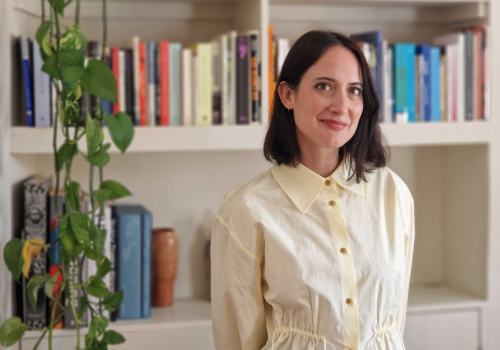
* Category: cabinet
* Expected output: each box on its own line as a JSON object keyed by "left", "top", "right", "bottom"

{"left": 1, "top": 0, "right": 499, "bottom": 349}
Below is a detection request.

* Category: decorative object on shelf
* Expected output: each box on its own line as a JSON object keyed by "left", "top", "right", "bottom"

{"left": 203, "top": 235, "right": 211, "bottom": 301}
{"left": 0, "top": 0, "right": 135, "bottom": 349}
{"left": 152, "top": 228, "right": 179, "bottom": 307}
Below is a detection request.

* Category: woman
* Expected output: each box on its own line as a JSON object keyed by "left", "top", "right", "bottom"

{"left": 211, "top": 30, "right": 415, "bottom": 350}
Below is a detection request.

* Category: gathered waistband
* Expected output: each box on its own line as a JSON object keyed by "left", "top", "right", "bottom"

{"left": 272, "top": 327, "right": 326, "bottom": 350}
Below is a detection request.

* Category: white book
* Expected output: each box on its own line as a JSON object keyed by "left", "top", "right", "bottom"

{"left": 33, "top": 41, "right": 52, "bottom": 127}
{"left": 126, "top": 36, "right": 140, "bottom": 124}
{"left": 277, "top": 38, "right": 290, "bottom": 78}
{"left": 192, "top": 50, "right": 198, "bottom": 125}
{"left": 182, "top": 48, "right": 193, "bottom": 126}
{"left": 433, "top": 32, "right": 464, "bottom": 122}
{"left": 385, "top": 45, "right": 394, "bottom": 123}
{"left": 119, "top": 50, "right": 126, "bottom": 113}
{"left": 446, "top": 44, "right": 456, "bottom": 122}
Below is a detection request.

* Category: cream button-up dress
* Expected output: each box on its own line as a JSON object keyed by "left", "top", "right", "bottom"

{"left": 211, "top": 157, "right": 415, "bottom": 350}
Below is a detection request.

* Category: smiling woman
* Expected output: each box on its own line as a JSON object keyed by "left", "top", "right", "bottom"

{"left": 211, "top": 30, "right": 415, "bottom": 350}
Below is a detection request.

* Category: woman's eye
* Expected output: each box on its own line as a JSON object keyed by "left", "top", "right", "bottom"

{"left": 316, "top": 83, "right": 331, "bottom": 91}
{"left": 350, "top": 87, "right": 362, "bottom": 95}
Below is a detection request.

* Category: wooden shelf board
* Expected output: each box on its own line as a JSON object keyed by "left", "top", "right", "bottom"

{"left": 10, "top": 122, "right": 490, "bottom": 154}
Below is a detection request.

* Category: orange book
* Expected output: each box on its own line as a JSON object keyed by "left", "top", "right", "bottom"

{"left": 139, "top": 42, "right": 147, "bottom": 126}
{"left": 268, "top": 25, "right": 274, "bottom": 123}
{"left": 159, "top": 40, "right": 170, "bottom": 125}
{"left": 112, "top": 47, "right": 120, "bottom": 114}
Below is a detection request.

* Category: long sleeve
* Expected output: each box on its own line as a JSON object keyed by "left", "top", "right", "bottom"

{"left": 395, "top": 196, "right": 415, "bottom": 336}
{"left": 210, "top": 215, "right": 268, "bottom": 350}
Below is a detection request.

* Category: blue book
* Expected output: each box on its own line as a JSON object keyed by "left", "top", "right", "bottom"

{"left": 139, "top": 206, "right": 152, "bottom": 318}
{"left": 416, "top": 45, "right": 431, "bottom": 122}
{"left": 405, "top": 44, "right": 416, "bottom": 123}
{"left": 115, "top": 206, "right": 142, "bottom": 320}
{"left": 169, "top": 43, "right": 182, "bottom": 125}
{"left": 393, "top": 44, "right": 408, "bottom": 123}
{"left": 430, "top": 47, "right": 441, "bottom": 122}
{"left": 20, "top": 35, "right": 34, "bottom": 127}
{"left": 350, "top": 31, "right": 383, "bottom": 121}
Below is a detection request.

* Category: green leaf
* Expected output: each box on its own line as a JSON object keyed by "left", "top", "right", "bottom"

{"left": 93, "top": 229, "right": 107, "bottom": 255}
{"left": 102, "top": 290, "right": 123, "bottom": 312}
{"left": 96, "top": 256, "right": 111, "bottom": 278}
{"left": 106, "top": 112, "right": 135, "bottom": 153}
{"left": 87, "top": 149, "right": 110, "bottom": 167}
{"left": 84, "top": 246, "right": 99, "bottom": 261}
{"left": 60, "top": 215, "right": 84, "bottom": 259}
{"left": 92, "top": 188, "right": 111, "bottom": 211}
{"left": 44, "top": 272, "right": 61, "bottom": 300}
{"left": 81, "top": 59, "right": 117, "bottom": 103}
{"left": 84, "top": 276, "right": 109, "bottom": 298}
{"left": 3, "top": 238, "right": 25, "bottom": 281}
{"left": 48, "top": 0, "right": 65, "bottom": 15}
{"left": 60, "top": 25, "right": 87, "bottom": 51}
{"left": 86, "top": 117, "right": 104, "bottom": 158}
{"left": 77, "top": 296, "right": 89, "bottom": 320}
{"left": 69, "top": 212, "right": 91, "bottom": 247}
{"left": 99, "top": 180, "right": 132, "bottom": 200}
{"left": 66, "top": 181, "right": 81, "bottom": 212}
{"left": 0, "top": 317, "right": 26, "bottom": 347}
{"left": 42, "top": 50, "right": 85, "bottom": 83}
{"left": 56, "top": 142, "right": 78, "bottom": 173}
{"left": 103, "top": 330, "right": 125, "bottom": 345}
{"left": 89, "top": 316, "right": 109, "bottom": 338}
{"left": 27, "top": 274, "right": 50, "bottom": 311}
{"left": 35, "top": 21, "right": 54, "bottom": 57}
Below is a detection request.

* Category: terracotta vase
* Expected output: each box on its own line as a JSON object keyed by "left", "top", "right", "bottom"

{"left": 152, "top": 228, "right": 179, "bottom": 306}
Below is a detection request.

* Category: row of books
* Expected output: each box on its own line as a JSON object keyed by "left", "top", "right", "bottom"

{"left": 18, "top": 176, "right": 154, "bottom": 329}
{"left": 268, "top": 25, "right": 490, "bottom": 123}
{"left": 19, "top": 28, "right": 262, "bottom": 127}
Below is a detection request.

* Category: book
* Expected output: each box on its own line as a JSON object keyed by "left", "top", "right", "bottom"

{"left": 464, "top": 30, "right": 474, "bottom": 121}
{"left": 216, "top": 34, "right": 227, "bottom": 125}
{"left": 228, "top": 31, "right": 237, "bottom": 125}
{"left": 123, "top": 48, "right": 135, "bottom": 124}
{"left": 88, "top": 41, "right": 101, "bottom": 119}
{"left": 159, "top": 40, "right": 170, "bottom": 126}
{"left": 211, "top": 40, "right": 222, "bottom": 125}
{"left": 268, "top": 25, "right": 275, "bottom": 123}
{"left": 393, "top": 43, "right": 416, "bottom": 123}
{"left": 147, "top": 41, "right": 156, "bottom": 126}
{"left": 112, "top": 47, "right": 120, "bottom": 114}
{"left": 127, "top": 36, "right": 140, "bottom": 125}
{"left": 430, "top": 46, "right": 441, "bottom": 122}
{"left": 384, "top": 43, "right": 394, "bottom": 123}
{"left": 20, "top": 35, "right": 34, "bottom": 127}
{"left": 247, "top": 30, "right": 260, "bottom": 125}
{"left": 276, "top": 38, "right": 290, "bottom": 79}
{"left": 101, "top": 47, "right": 114, "bottom": 118}
{"left": 181, "top": 48, "right": 193, "bottom": 125}
{"left": 32, "top": 40, "right": 51, "bottom": 127}
{"left": 236, "top": 35, "right": 249, "bottom": 124}
{"left": 193, "top": 43, "right": 212, "bottom": 126}
{"left": 119, "top": 49, "right": 126, "bottom": 113}
{"left": 169, "top": 43, "right": 182, "bottom": 126}
{"left": 416, "top": 44, "right": 431, "bottom": 122}
{"left": 138, "top": 42, "right": 147, "bottom": 126}
{"left": 22, "top": 176, "right": 52, "bottom": 329}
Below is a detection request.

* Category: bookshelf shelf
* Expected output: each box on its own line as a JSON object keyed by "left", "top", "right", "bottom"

{"left": 10, "top": 122, "right": 490, "bottom": 154}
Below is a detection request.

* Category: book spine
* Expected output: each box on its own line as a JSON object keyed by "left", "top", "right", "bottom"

{"left": 23, "top": 178, "right": 51, "bottom": 329}
{"left": 119, "top": 49, "right": 126, "bottom": 113}
{"left": 102, "top": 205, "right": 112, "bottom": 320}
{"left": 465, "top": 30, "right": 474, "bottom": 121}
{"left": 138, "top": 42, "right": 147, "bottom": 126}
{"left": 109, "top": 206, "right": 118, "bottom": 321}
{"left": 147, "top": 41, "right": 156, "bottom": 126}
{"left": 155, "top": 45, "right": 161, "bottom": 126}
{"left": 88, "top": 41, "right": 101, "bottom": 119}
{"left": 192, "top": 48, "right": 198, "bottom": 125}
{"left": 447, "top": 45, "right": 455, "bottom": 122}
{"left": 440, "top": 48, "right": 446, "bottom": 121}
{"left": 406, "top": 44, "right": 416, "bottom": 123}
{"left": 430, "top": 47, "right": 441, "bottom": 122}
{"left": 220, "top": 35, "right": 227, "bottom": 125}
{"left": 112, "top": 47, "right": 120, "bottom": 114}
{"left": 124, "top": 48, "right": 135, "bottom": 124}
{"left": 117, "top": 213, "right": 142, "bottom": 319}
{"left": 236, "top": 36, "right": 249, "bottom": 124}
{"left": 229, "top": 31, "right": 237, "bottom": 125}
{"left": 33, "top": 41, "right": 51, "bottom": 127}
{"left": 101, "top": 47, "right": 113, "bottom": 120}
{"left": 422, "top": 46, "right": 431, "bottom": 122}
{"left": 21, "top": 36, "right": 34, "bottom": 127}
{"left": 159, "top": 41, "right": 170, "bottom": 126}
{"left": 142, "top": 210, "right": 152, "bottom": 318}
{"left": 169, "top": 43, "right": 182, "bottom": 125}
{"left": 181, "top": 48, "right": 193, "bottom": 126}
{"left": 48, "top": 192, "right": 65, "bottom": 329}
{"left": 197, "top": 43, "right": 212, "bottom": 125}
{"left": 211, "top": 40, "right": 222, "bottom": 125}
{"left": 473, "top": 28, "right": 481, "bottom": 121}
{"left": 130, "top": 36, "right": 140, "bottom": 125}
{"left": 393, "top": 44, "right": 407, "bottom": 123}
{"left": 483, "top": 25, "right": 490, "bottom": 121}
{"left": 386, "top": 45, "right": 394, "bottom": 123}
{"left": 249, "top": 32, "right": 259, "bottom": 125}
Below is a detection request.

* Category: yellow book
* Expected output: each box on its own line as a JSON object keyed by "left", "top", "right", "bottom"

{"left": 191, "top": 43, "right": 213, "bottom": 126}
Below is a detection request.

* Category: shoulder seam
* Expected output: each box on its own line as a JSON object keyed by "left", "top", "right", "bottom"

{"left": 216, "top": 215, "right": 262, "bottom": 264}
{"left": 223, "top": 167, "right": 273, "bottom": 204}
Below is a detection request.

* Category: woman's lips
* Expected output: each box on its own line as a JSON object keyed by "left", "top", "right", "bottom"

{"left": 320, "top": 119, "right": 347, "bottom": 131}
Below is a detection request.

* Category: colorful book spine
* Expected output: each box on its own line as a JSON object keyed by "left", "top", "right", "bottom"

{"left": 147, "top": 41, "right": 156, "bottom": 126}
{"left": 405, "top": 44, "right": 416, "bottom": 123}
{"left": 159, "top": 40, "right": 170, "bottom": 126}
{"left": 119, "top": 49, "right": 126, "bottom": 113}
{"left": 169, "top": 43, "right": 182, "bottom": 125}
{"left": 141, "top": 207, "right": 152, "bottom": 318}
{"left": 197, "top": 43, "right": 213, "bottom": 126}
{"left": 219, "top": 34, "right": 228, "bottom": 125}
{"left": 124, "top": 48, "right": 135, "bottom": 124}
{"left": 127, "top": 36, "right": 140, "bottom": 125}
{"left": 464, "top": 30, "right": 474, "bottom": 121}
{"left": 112, "top": 47, "right": 120, "bottom": 114}
{"left": 236, "top": 35, "right": 249, "bottom": 124}
{"left": 416, "top": 44, "right": 430, "bottom": 122}
{"left": 430, "top": 47, "right": 441, "bottom": 122}
{"left": 33, "top": 41, "right": 51, "bottom": 127}
{"left": 211, "top": 40, "right": 222, "bottom": 125}
{"left": 248, "top": 31, "right": 260, "bottom": 125}
{"left": 139, "top": 42, "right": 147, "bottom": 126}
{"left": 229, "top": 31, "right": 237, "bottom": 125}
{"left": 102, "top": 47, "right": 113, "bottom": 118}
{"left": 20, "top": 35, "right": 34, "bottom": 127}
{"left": 109, "top": 206, "right": 118, "bottom": 321}
{"left": 181, "top": 48, "right": 193, "bottom": 126}
{"left": 268, "top": 25, "right": 275, "bottom": 123}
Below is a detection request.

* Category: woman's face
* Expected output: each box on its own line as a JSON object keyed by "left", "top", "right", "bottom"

{"left": 282, "top": 45, "right": 364, "bottom": 152}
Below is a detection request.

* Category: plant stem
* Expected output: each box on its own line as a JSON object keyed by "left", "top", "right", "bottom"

{"left": 41, "top": 0, "right": 45, "bottom": 22}
{"left": 33, "top": 330, "right": 47, "bottom": 350}
{"left": 75, "top": 0, "right": 81, "bottom": 26}
{"left": 70, "top": 261, "right": 81, "bottom": 349}
{"left": 53, "top": 88, "right": 61, "bottom": 216}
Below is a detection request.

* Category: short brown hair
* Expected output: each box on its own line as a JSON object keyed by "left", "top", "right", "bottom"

{"left": 263, "top": 30, "right": 389, "bottom": 183}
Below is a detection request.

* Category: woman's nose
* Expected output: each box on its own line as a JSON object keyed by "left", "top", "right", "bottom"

{"left": 328, "top": 90, "right": 348, "bottom": 116}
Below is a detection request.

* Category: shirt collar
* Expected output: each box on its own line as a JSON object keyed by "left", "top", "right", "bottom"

{"left": 271, "top": 157, "right": 368, "bottom": 214}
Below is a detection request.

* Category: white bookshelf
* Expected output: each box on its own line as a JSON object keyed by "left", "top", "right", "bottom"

{"left": 2, "top": 0, "right": 500, "bottom": 349}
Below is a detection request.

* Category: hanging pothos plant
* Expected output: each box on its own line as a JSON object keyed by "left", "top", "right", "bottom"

{"left": 1, "top": 0, "right": 134, "bottom": 348}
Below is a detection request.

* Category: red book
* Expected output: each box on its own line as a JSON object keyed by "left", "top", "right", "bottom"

{"left": 139, "top": 42, "right": 147, "bottom": 126}
{"left": 112, "top": 47, "right": 120, "bottom": 114}
{"left": 159, "top": 40, "right": 170, "bottom": 125}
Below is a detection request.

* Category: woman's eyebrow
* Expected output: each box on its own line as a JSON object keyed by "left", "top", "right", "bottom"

{"left": 314, "top": 77, "right": 363, "bottom": 87}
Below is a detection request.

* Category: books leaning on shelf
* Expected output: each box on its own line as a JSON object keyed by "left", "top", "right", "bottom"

{"left": 267, "top": 25, "right": 489, "bottom": 124}
{"left": 17, "top": 29, "right": 262, "bottom": 127}
{"left": 14, "top": 177, "right": 154, "bottom": 328}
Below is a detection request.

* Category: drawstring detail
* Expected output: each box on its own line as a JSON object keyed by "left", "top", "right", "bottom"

{"left": 373, "top": 322, "right": 407, "bottom": 350}
{"left": 272, "top": 327, "right": 326, "bottom": 350}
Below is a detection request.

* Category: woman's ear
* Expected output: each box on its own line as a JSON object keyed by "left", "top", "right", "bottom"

{"left": 277, "top": 81, "right": 295, "bottom": 110}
